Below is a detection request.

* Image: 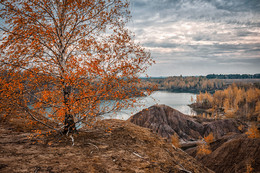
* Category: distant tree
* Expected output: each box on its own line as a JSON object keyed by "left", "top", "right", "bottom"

{"left": 0, "top": 0, "right": 153, "bottom": 134}
{"left": 206, "top": 73, "right": 260, "bottom": 79}
{"left": 213, "top": 90, "right": 224, "bottom": 109}
{"left": 193, "top": 83, "right": 260, "bottom": 120}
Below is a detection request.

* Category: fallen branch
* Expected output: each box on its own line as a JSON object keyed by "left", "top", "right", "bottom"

{"left": 87, "top": 142, "right": 99, "bottom": 150}
{"left": 132, "top": 152, "right": 144, "bottom": 159}
{"left": 178, "top": 164, "right": 192, "bottom": 173}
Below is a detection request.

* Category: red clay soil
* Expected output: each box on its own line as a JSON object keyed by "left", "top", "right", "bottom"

{"left": 0, "top": 119, "right": 213, "bottom": 173}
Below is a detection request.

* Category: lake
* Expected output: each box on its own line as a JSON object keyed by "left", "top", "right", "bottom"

{"left": 103, "top": 91, "right": 197, "bottom": 120}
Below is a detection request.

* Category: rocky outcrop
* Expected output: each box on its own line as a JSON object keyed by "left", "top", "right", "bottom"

{"left": 128, "top": 104, "right": 245, "bottom": 141}
{"left": 186, "top": 133, "right": 260, "bottom": 173}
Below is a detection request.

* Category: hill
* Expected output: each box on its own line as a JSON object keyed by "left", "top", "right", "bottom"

{"left": 129, "top": 105, "right": 259, "bottom": 173}
{"left": 0, "top": 119, "right": 212, "bottom": 173}
{"left": 186, "top": 133, "right": 260, "bottom": 173}
{"left": 128, "top": 104, "right": 245, "bottom": 141}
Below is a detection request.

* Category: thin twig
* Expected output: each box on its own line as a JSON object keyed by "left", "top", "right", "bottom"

{"left": 87, "top": 142, "right": 99, "bottom": 151}
{"left": 132, "top": 152, "right": 144, "bottom": 159}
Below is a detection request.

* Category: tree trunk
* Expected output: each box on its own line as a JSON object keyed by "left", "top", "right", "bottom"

{"left": 63, "top": 85, "right": 76, "bottom": 134}
{"left": 64, "top": 113, "right": 76, "bottom": 134}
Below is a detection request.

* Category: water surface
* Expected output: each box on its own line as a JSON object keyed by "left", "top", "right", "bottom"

{"left": 103, "top": 91, "right": 197, "bottom": 120}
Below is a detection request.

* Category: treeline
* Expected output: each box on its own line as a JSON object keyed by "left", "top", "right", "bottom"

{"left": 141, "top": 76, "right": 225, "bottom": 93}
{"left": 206, "top": 73, "right": 260, "bottom": 79}
{"left": 192, "top": 84, "right": 260, "bottom": 121}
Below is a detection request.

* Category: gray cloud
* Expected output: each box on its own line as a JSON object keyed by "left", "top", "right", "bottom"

{"left": 128, "top": 0, "right": 260, "bottom": 76}
{"left": 207, "top": 0, "right": 260, "bottom": 13}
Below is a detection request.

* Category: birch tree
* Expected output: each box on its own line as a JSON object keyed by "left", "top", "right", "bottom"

{"left": 0, "top": 0, "right": 153, "bottom": 134}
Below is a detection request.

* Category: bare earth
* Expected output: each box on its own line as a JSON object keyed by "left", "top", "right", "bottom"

{"left": 0, "top": 119, "right": 212, "bottom": 173}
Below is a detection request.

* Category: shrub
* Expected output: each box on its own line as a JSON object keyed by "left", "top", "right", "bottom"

{"left": 204, "top": 133, "right": 214, "bottom": 144}
{"left": 246, "top": 125, "right": 260, "bottom": 139}
{"left": 197, "top": 143, "right": 212, "bottom": 155}
{"left": 171, "top": 133, "right": 180, "bottom": 148}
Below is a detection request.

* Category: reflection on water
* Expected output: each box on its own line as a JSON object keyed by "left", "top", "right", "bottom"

{"left": 103, "top": 91, "right": 197, "bottom": 120}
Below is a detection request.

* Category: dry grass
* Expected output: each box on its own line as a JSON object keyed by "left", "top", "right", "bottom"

{"left": 0, "top": 119, "right": 212, "bottom": 173}
{"left": 171, "top": 133, "right": 180, "bottom": 148}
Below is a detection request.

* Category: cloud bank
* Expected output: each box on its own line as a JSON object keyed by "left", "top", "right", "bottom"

{"left": 128, "top": 0, "right": 260, "bottom": 76}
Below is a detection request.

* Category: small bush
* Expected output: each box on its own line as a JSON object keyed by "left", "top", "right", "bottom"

{"left": 204, "top": 133, "right": 214, "bottom": 144}
{"left": 171, "top": 133, "right": 180, "bottom": 148}
{"left": 246, "top": 160, "right": 254, "bottom": 173}
{"left": 246, "top": 125, "right": 260, "bottom": 139}
{"left": 238, "top": 124, "right": 244, "bottom": 131}
{"left": 197, "top": 143, "right": 212, "bottom": 155}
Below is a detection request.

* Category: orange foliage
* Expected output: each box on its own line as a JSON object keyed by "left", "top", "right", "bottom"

{"left": 238, "top": 124, "right": 244, "bottom": 131}
{"left": 195, "top": 84, "right": 260, "bottom": 120}
{"left": 246, "top": 162, "right": 254, "bottom": 173}
{"left": 246, "top": 125, "right": 260, "bottom": 139}
{"left": 197, "top": 133, "right": 215, "bottom": 155}
{"left": 245, "top": 159, "right": 255, "bottom": 173}
{"left": 197, "top": 143, "right": 212, "bottom": 155}
{"left": 204, "top": 133, "right": 214, "bottom": 144}
{"left": 196, "top": 133, "right": 214, "bottom": 155}
{"left": 0, "top": 0, "right": 154, "bottom": 134}
{"left": 171, "top": 133, "right": 180, "bottom": 148}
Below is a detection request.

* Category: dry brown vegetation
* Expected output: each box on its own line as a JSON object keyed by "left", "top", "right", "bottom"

{"left": 171, "top": 133, "right": 180, "bottom": 148}
{"left": 204, "top": 133, "right": 214, "bottom": 144}
{"left": 196, "top": 143, "right": 212, "bottom": 155}
{"left": 196, "top": 133, "right": 214, "bottom": 156}
{"left": 186, "top": 133, "right": 260, "bottom": 173}
{"left": 246, "top": 124, "right": 260, "bottom": 139}
{"left": 193, "top": 83, "right": 260, "bottom": 121}
{"left": 0, "top": 118, "right": 212, "bottom": 173}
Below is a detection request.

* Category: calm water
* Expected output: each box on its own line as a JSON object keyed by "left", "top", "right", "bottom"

{"left": 103, "top": 91, "right": 197, "bottom": 120}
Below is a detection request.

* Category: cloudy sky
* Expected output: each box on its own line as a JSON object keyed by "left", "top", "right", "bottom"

{"left": 127, "top": 0, "right": 260, "bottom": 77}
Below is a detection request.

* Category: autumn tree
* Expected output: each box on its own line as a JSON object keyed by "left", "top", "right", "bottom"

{"left": 193, "top": 83, "right": 260, "bottom": 120}
{"left": 0, "top": 0, "right": 153, "bottom": 134}
{"left": 197, "top": 133, "right": 214, "bottom": 155}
